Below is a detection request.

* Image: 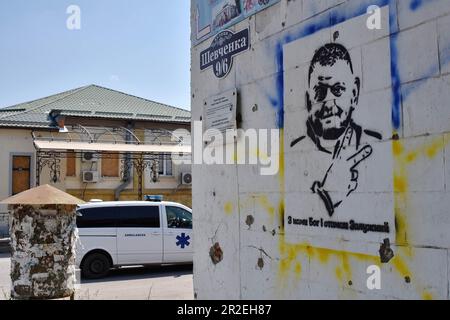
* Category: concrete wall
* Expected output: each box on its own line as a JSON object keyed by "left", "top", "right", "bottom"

{"left": 191, "top": 0, "right": 450, "bottom": 299}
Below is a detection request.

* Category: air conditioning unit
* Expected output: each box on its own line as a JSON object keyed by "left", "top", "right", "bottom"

{"left": 82, "top": 152, "right": 99, "bottom": 163}
{"left": 83, "top": 171, "right": 99, "bottom": 183}
{"left": 181, "top": 172, "right": 192, "bottom": 185}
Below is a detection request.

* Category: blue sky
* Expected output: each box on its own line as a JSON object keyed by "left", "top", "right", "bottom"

{"left": 0, "top": 0, "right": 191, "bottom": 110}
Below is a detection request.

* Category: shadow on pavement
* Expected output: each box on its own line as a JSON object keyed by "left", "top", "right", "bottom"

{"left": 80, "top": 264, "right": 193, "bottom": 284}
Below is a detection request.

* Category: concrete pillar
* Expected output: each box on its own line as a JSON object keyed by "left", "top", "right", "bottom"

{"left": 1, "top": 184, "right": 84, "bottom": 300}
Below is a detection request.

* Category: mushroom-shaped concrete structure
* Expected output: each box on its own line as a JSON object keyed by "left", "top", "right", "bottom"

{"left": 1, "top": 185, "right": 85, "bottom": 300}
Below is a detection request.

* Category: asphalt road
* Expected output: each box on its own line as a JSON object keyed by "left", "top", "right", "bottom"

{"left": 0, "top": 253, "right": 194, "bottom": 300}
{"left": 0, "top": 254, "right": 9, "bottom": 300}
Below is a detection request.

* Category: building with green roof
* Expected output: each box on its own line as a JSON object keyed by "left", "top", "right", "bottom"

{"left": 0, "top": 85, "right": 192, "bottom": 237}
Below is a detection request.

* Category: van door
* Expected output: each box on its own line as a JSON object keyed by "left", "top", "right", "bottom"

{"left": 116, "top": 205, "right": 163, "bottom": 265}
{"left": 162, "top": 205, "right": 193, "bottom": 263}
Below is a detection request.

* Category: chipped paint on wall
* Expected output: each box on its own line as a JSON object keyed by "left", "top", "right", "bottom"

{"left": 9, "top": 205, "right": 77, "bottom": 300}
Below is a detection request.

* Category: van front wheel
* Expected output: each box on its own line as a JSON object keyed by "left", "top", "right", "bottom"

{"left": 82, "top": 252, "right": 111, "bottom": 279}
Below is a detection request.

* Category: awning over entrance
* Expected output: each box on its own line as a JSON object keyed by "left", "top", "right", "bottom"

{"left": 31, "top": 125, "right": 192, "bottom": 200}
{"left": 33, "top": 140, "right": 191, "bottom": 154}
{"left": 32, "top": 125, "right": 191, "bottom": 155}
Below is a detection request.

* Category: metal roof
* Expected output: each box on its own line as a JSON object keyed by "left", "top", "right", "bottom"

{"left": 0, "top": 85, "right": 191, "bottom": 129}
{"left": 1, "top": 184, "right": 85, "bottom": 206}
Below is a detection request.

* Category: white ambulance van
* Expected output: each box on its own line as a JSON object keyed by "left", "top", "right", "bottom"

{"left": 75, "top": 197, "right": 193, "bottom": 279}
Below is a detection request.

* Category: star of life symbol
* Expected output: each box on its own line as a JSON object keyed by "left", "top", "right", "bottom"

{"left": 176, "top": 233, "right": 191, "bottom": 249}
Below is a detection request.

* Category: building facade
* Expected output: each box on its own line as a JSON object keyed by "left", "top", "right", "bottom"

{"left": 0, "top": 85, "right": 192, "bottom": 237}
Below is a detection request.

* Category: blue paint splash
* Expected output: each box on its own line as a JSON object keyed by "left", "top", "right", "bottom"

{"left": 410, "top": 0, "right": 439, "bottom": 11}
{"left": 401, "top": 42, "right": 450, "bottom": 99}
{"left": 390, "top": 33, "right": 402, "bottom": 130}
{"left": 388, "top": 0, "right": 402, "bottom": 130}
{"left": 410, "top": 0, "right": 423, "bottom": 10}
{"left": 331, "top": 0, "right": 390, "bottom": 27}
{"left": 274, "top": 43, "right": 285, "bottom": 128}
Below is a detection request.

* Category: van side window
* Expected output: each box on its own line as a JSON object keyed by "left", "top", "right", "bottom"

{"left": 77, "top": 207, "right": 117, "bottom": 228}
{"left": 166, "top": 206, "right": 192, "bottom": 229}
{"left": 116, "top": 206, "right": 160, "bottom": 228}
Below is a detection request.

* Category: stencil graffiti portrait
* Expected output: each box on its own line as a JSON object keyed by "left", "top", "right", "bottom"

{"left": 292, "top": 43, "right": 381, "bottom": 217}
{"left": 284, "top": 7, "right": 395, "bottom": 247}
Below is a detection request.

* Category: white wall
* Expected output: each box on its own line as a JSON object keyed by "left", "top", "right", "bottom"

{"left": 191, "top": 0, "right": 450, "bottom": 300}
{"left": 0, "top": 129, "right": 35, "bottom": 225}
{"left": 143, "top": 128, "right": 192, "bottom": 190}
{"left": 0, "top": 129, "right": 34, "bottom": 236}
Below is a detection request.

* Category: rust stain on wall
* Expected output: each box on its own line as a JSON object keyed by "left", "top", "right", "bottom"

{"left": 210, "top": 242, "right": 224, "bottom": 265}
